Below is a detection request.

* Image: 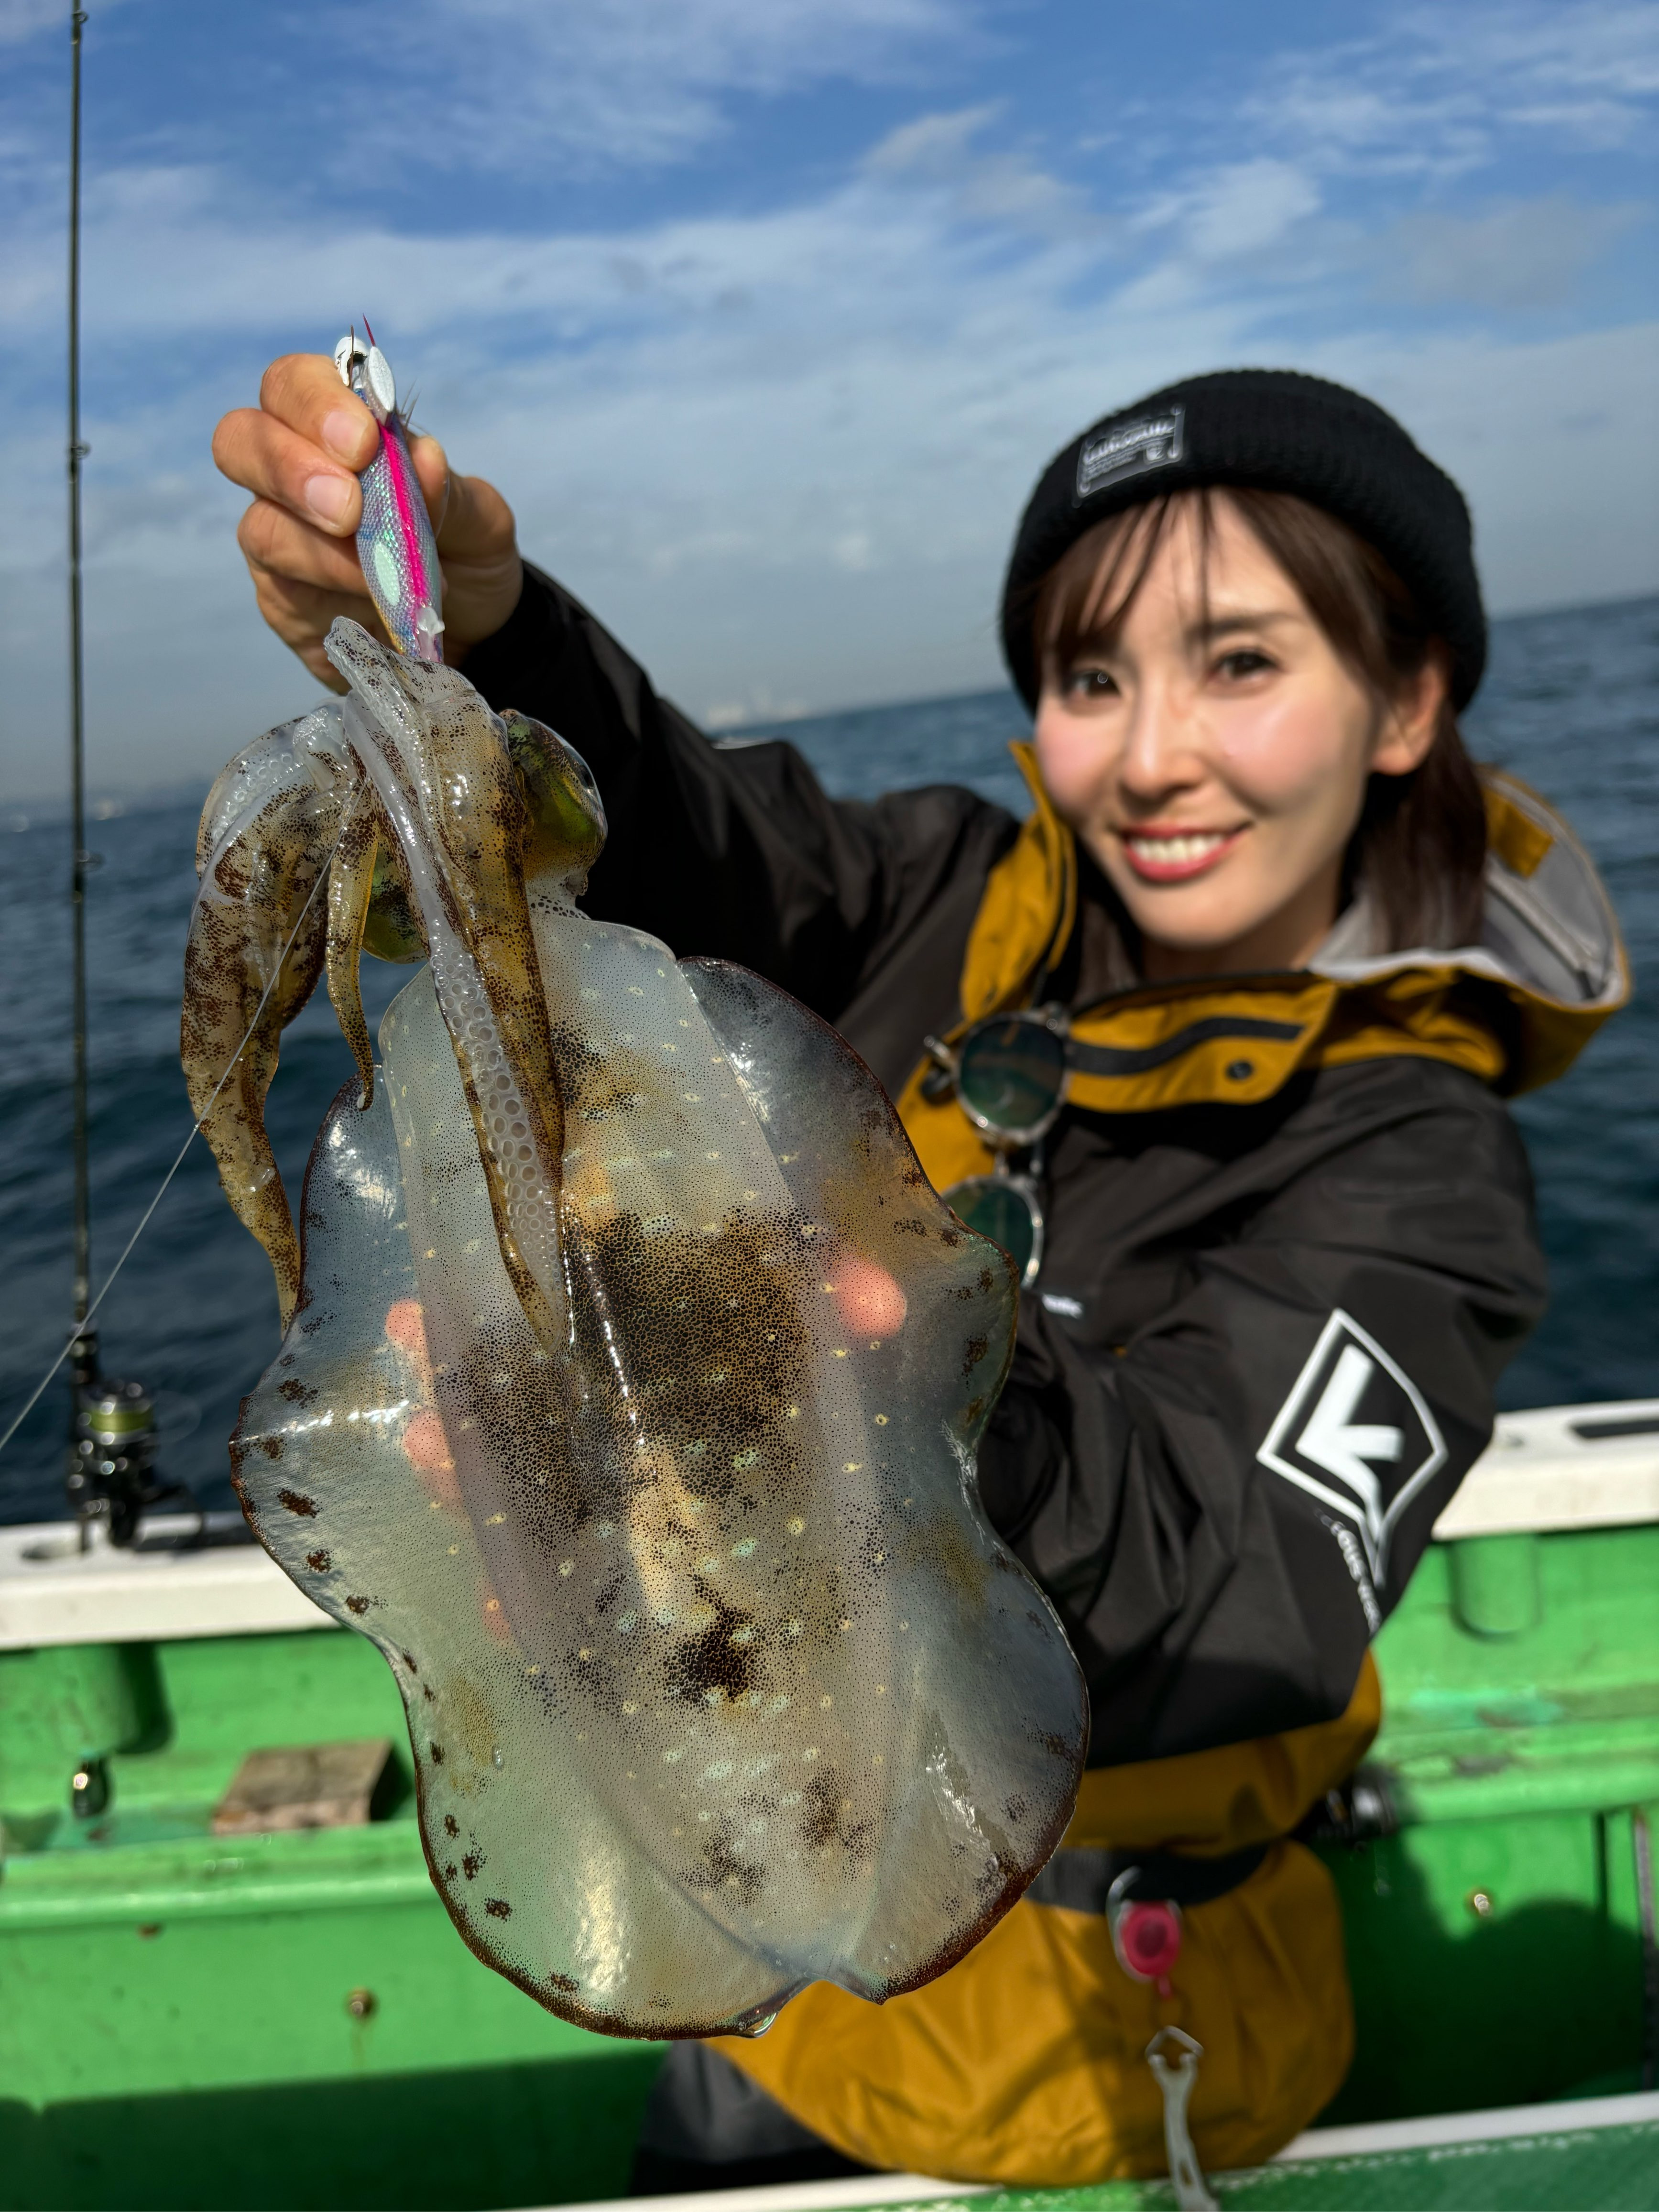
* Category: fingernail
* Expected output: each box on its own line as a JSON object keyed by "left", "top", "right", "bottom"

{"left": 322, "top": 408, "right": 369, "bottom": 463}
{"left": 304, "top": 473, "right": 353, "bottom": 526}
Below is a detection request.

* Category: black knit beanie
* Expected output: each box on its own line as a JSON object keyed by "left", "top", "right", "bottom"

{"left": 1000, "top": 368, "right": 1486, "bottom": 712}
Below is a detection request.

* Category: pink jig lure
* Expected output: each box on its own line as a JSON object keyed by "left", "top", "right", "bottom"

{"left": 334, "top": 328, "right": 445, "bottom": 664}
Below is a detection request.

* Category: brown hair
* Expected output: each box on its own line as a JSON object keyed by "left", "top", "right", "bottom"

{"left": 1031, "top": 486, "right": 1487, "bottom": 952}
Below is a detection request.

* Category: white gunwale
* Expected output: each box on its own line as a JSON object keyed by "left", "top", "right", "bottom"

{"left": 2, "top": 1399, "right": 1657, "bottom": 1652}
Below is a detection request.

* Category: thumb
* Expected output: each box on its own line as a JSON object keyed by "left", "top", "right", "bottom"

{"left": 411, "top": 436, "right": 517, "bottom": 567}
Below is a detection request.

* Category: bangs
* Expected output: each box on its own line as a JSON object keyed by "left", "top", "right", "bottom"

{"left": 1034, "top": 492, "right": 1204, "bottom": 687}
{"left": 1033, "top": 484, "right": 1434, "bottom": 698}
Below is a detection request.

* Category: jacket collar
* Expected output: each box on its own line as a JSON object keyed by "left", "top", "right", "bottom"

{"left": 899, "top": 748, "right": 1627, "bottom": 1169}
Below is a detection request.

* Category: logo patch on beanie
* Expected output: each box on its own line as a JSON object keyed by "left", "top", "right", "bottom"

{"left": 1075, "top": 407, "right": 1185, "bottom": 502}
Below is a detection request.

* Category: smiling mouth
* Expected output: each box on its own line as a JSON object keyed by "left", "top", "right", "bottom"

{"left": 1119, "top": 827, "right": 1246, "bottom": 883}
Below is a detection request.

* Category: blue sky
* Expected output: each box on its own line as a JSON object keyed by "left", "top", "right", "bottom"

{"left": 1, "top": 0, "right": 1656, "bottom": 797}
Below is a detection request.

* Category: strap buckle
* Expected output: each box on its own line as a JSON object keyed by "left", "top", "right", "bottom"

{"left": 1107, "top": 1865, "right": 1182, "bottom": 1996}
{"left": 1146, "top": 2027, "right": 1218, "bottom": 2212}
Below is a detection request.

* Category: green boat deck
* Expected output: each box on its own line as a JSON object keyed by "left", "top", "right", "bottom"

{"left": 2, "top": 1513, "right": 1656, "bottom": 2211}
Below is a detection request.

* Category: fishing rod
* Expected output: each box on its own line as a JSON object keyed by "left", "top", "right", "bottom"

{"left": 58, "top": 3, "right": 172, "bottom": 1548}
{"left": 66, "top": 8, "right": 93, "bottom": 1390}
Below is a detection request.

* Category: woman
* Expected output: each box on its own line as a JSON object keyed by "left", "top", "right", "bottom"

{"left": 214, "top": 366, "right": 1626, "bottom": 2185}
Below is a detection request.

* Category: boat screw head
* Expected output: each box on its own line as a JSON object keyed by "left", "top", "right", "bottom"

{"left": 70, "top": 1754, "right": 109, "bottom": 1819}
{"left": 1467, "top": 1888, "right": 1495, "bottom": 1918}
{"left": 346, "top": 1987, "right": 377, "bottom": 2020}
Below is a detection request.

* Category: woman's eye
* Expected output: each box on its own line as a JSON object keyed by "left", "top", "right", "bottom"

{"left": 1215, "top": 649, "right": 1274, "bottom": 680}
{"left": 1064, "top": 667, "right": 1118, "bottom": 699}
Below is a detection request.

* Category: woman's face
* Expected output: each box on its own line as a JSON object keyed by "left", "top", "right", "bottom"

{"left": 1033, "top": 496, "right": 1443, "bottom": 981}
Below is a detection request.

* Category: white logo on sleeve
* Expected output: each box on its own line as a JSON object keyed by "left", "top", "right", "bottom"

{"left": 1257, "top": 1308, "right": 1446, "bottom": 1591}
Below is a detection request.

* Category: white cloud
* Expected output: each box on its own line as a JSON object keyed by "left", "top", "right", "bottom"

{"left": 1378, "top": 196, "right": 1647, "bottom": 310}
{"left": 1140, "top": 159, "right": 1323, "bottom": 262}
{"left": 1445, "top": 1, "right": 1659, "bottom": 104}
{"left": 862, "top": 103, "right": 1091, "bottom": 236}
{"left": 0, "top": 0, "right": 1654, "bottom": 802}
{"left": 1244, "top": 0, "right": 1659, "bottom": 176}
{"left": 323, "top": 0, "right": 981, "bottom": 175}
{"left": 4, "top": 151, "right": 1654, "bottom": 805}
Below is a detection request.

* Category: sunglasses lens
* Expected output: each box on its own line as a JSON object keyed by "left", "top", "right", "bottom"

{"left": 944, "top": 1176, "right": 1038, "bottom": 1285}
{"left": 957, "top": 1018, "right": 1067, "bottom": 1138}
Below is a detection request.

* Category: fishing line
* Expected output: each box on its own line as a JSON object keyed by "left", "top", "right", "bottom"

{"left": 0, "top": 807, "right": 355, "bottom": 1464}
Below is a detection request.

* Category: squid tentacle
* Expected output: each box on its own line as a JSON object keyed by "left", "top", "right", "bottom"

{"left": 181, "top": 776, "right": 335, "bottom": 1325}
{"left": 327, "top": 621, "right": 572, "bottom": 1350}
{"left": 325, "top": 795, "right": 385, "bottom": 1111}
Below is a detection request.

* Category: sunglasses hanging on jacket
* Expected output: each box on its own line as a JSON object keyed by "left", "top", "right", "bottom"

{"left": 922, "top": 1004, "right": 1072, "bottom": 1287}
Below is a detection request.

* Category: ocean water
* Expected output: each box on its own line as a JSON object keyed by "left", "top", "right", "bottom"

{"left": 0, "top": 597, "right": 1654, "bottom": 1525}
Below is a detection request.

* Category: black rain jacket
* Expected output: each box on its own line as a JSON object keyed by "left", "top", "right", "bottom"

{"left": 463, "top": 564, "right": 1627, "bottom": 1772}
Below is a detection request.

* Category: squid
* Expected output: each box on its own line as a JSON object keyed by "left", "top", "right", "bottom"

{"left": 182, "top": 340, "right": 1085, "bottom": 2039}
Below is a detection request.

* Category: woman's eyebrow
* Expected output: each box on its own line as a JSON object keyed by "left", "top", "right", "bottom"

{"left": 1061, "top": 629, "right": 1121, "bottom": 660}
{"left": 1186, "top": 609, "right": 1299, "bottom": 644}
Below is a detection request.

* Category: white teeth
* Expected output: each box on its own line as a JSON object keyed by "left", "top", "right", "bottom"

{"left": 1126, "top": 832, "right": 1228, "bottom": 865}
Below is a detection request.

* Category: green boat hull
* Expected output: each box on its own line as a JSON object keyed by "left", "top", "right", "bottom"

{"left": 2, "top": 1519, "right": 1655, "bottom": 2211}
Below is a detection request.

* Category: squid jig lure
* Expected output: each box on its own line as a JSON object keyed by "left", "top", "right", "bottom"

{"left": 334, "top": 327, "right": 444, "bottom": 664}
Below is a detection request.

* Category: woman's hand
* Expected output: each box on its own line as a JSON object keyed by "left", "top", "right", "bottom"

{"left": 212, "top": 352, "right": 524, "bottom": 690}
